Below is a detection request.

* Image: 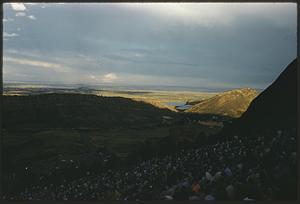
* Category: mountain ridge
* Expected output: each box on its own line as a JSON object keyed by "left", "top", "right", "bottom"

{"left": 219, "top": 58, "right": 297, "bottom": 136}
{"left": 186, "top": 87, "right": 258, "bottom": 118}
{"left": 233, "top": 59, "right": 297, "bottom": 133}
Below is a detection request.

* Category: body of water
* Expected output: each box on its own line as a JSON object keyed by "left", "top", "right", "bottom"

{"left": 164, "top": 102, "right": 193, "bottom": 110}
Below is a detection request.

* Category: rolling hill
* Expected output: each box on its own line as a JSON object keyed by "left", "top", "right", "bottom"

{"left": 186, "top": 88, "right": 258, "bottom": 118}
{"left": 229, "top": 58, "right": 297, "bottom": 133}
{"left": 2, "top": 93, "right": 177, "bottom": 129}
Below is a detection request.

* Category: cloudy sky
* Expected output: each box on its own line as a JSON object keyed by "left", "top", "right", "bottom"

{"left": 3, "top": 3, "right": 297, "bottom": 90}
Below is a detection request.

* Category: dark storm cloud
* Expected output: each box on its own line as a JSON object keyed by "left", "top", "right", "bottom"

{"left": 3, "top": 3, "right": 297, "bottom": 90}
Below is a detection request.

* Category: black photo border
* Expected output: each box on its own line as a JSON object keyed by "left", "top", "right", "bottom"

{"left": 0, "top": 1, "right": 299, "bottom": 204}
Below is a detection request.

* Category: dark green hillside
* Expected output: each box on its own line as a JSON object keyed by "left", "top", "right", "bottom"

{"left": 3, "top": 93, "right": 176, "bottom": 129}
{"left": 2, "top": 93, "right": 224, "bottom": 194}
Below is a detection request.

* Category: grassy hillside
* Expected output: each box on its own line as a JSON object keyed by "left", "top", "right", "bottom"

{"left": 225, "top": 59, "right": 297, "bottom": 135}
{"left": 186, "top": 88, "right": 258, "bottom": 118}
{"left": 2, "top": 93, "right": 225, "bottom": 194}
{"left": 3, "top": 93, "right": 177, "bottom": 129}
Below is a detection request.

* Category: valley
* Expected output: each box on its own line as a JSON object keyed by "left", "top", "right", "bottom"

{"left": 2, "top": 59, "right": 296, "bottom": 200}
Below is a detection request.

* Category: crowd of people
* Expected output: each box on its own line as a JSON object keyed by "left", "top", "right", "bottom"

{"left": 3, "top": 129, "right": 297, "bottom": 201}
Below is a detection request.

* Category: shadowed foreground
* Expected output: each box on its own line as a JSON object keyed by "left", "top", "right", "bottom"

{"left": 2, "top": 59, "right": 297, "bottom": 201}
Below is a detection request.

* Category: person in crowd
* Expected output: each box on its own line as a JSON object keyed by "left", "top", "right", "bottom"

{"left": 6, "top": 129, "right": 296, "bottom": 201}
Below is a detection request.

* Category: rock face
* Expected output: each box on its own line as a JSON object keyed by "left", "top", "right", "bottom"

{"left": 233, "top": 59, "right": 297, "bottom": 132}
{"left": 186, "top": 88, "right": 258, "bottom": 118}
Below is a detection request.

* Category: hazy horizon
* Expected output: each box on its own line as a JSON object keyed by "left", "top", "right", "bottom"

{"left": 3, "top": 3, "right": 297, "bottom": 91}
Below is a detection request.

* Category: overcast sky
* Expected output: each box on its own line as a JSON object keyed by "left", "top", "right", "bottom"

{"left": 3, "top": 3, "right": 297, "bottom": 90}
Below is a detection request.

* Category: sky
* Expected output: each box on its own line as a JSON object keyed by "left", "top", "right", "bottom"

{"left": 2, "top": 3, "right": 297, "bottom": 91}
